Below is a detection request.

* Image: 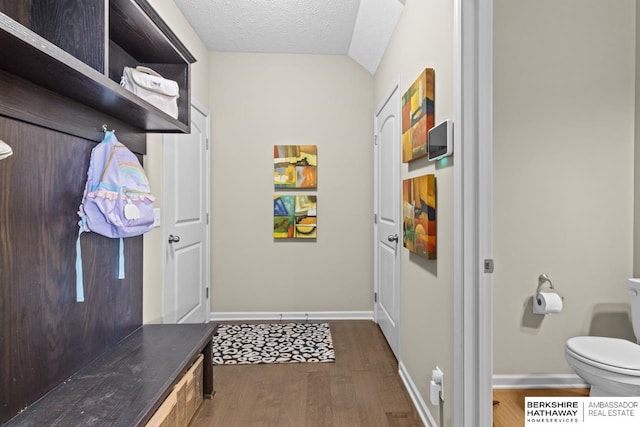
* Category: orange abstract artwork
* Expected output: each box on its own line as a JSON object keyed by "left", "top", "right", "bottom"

{"left": 274, "top": 145, "right": 317, "bottom": 189}
{"left": 402, "top": 174, "right": 436, "bottom": 259}
{"left": 402, "top": 69, "right": 435, "bottom": 163}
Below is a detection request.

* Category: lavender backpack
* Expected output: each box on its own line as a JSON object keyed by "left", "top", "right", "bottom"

{"left": 75, "top": 131, "right": 155, "bottom": 302}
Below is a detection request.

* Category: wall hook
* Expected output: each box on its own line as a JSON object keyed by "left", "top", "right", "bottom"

{"left": 102, "top": 124, "right": 115, "bottom": 133}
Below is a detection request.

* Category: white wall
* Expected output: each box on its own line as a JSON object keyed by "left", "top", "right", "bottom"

{"left": 142, "top": 0, "right": 211, "bottom": 324}
{"left": 209, "top": 52, "right": 374, "bottom": 313}
{"left": 493, "top": 0, "right": 636, "bottom": 375}
{"left": 374, "top": 0, "right": 455, "bottom": 424}
{"left": 635, "top": 2, "right": 640, "bottom": 278}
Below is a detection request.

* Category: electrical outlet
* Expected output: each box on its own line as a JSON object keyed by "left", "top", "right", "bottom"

{"left": 430, "top": 367, "right": 444, "bottom": 405}
{"left": 153, "top": 208, "right": 161, "bottom": 228}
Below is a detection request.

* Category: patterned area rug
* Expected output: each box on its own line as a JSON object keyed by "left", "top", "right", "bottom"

{"left": 212, "top": 322, "right": 335, "bottom": 365}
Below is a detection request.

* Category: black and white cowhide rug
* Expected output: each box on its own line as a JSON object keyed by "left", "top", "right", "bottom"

{"left": 212, "top": 322, "right": 335, "bottom": 365}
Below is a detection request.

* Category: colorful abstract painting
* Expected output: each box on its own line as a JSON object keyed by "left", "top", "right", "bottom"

{"left": 274, "top": 195, "right": 317, "bottom": 239}
{"left": 402, "top": 69, "right": 435, "bottom": 163}
{"left": 402, "top": 174, "right": 436, "bottom": 259}
{"left": 274, "top": 145, "right": 317, "bottom": 189}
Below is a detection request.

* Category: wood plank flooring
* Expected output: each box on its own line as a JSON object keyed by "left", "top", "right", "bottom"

{"left": 191, "top": 320, "right": 423, "bottom": 427}
{"left": 493, "top": 388, "right": 590, "bottom": 427}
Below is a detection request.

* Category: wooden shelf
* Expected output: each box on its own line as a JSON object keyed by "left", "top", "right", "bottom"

{"left": 0, "top": 1, "right": 193, "bottom": 133}
{"left": 110, "top": 0, "right": 196, "bottom": 65}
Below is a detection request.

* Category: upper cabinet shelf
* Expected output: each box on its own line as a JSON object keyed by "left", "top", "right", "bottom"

{"left": 110, "top": 0, "right": 195, "bottom": 65}
{"left": 0, "top": 0, "right": 194, "bottom": 133}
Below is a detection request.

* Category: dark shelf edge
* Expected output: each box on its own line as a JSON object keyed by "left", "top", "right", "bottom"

{"left": 129, "top": 0, "right": 197, "bottom": 64}
{"left": 0, "top": 13, "right": 189, "bottom": 134}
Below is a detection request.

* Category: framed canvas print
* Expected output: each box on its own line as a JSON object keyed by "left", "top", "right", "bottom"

{"left": 402, "top": 174, "right": 436, "bottom": 259}
{"left": 274, "top": 195, "right": 317, "bottom": 239}
{"left": 401, "top": 69, "right": 435, "bottom": 163}
{"left": 274, "top": 145, "right": 317, "bottom": 189}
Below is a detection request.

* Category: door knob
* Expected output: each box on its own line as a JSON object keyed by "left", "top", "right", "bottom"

{"left": 387, "top": 234, "right": 399, "bottom": 242}
{"left": 168, "top": 234, "right": 181, "bottom": 244}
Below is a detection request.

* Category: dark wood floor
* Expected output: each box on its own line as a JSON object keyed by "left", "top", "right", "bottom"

{"left": 191, "top": 320, "right": 423, "bottom": 427}
{"left": 493, "top": 387, "right": 590, "bottom": 427}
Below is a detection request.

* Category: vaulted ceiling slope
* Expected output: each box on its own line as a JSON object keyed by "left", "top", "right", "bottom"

{"left": 174, "top": 0, "right": 404, "bottom": 74}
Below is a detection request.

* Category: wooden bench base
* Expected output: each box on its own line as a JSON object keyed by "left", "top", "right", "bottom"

{"left": 5, "top": 323, "right": 217, "bottom": 427}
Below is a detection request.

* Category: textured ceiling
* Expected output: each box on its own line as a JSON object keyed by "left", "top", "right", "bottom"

{"left": 174, "top": 0, "right": 404, "bottom": 74}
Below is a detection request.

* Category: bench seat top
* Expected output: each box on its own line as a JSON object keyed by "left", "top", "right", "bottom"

{"left": 5, "top": 323, "right": 217, "bottom": 427}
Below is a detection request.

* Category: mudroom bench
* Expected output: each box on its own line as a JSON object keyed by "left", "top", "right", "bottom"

{"left": 4, "top": 323, "right": 217, "bottom": 427}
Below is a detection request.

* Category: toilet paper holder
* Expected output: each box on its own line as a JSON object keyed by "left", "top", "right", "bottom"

{"left": 537, "top": 273, "right": 554, "bottom": 293}
{"left": 533, "top": 274, "right": 563, "bottom": 314}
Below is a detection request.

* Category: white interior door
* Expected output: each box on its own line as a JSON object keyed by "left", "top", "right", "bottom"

{"left": 162, "top": 102, "right": 210, "bottom": 324}
{"left": 374, "top": 82, "right": 401, "bottom": 358}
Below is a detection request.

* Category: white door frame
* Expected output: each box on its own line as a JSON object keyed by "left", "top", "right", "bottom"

{"left": 197, "top": 99, "right": 212, "bottom": 323}
{"left": 454, "top": 0, "right": 493, "bottom": 426}
{"left": 161, "top": 98, "right": 211, "bottom": 323}
{"left": 373, "top": 77, "right": 402, "bottom": 359}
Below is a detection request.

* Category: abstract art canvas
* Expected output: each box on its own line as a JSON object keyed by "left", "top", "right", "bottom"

{"left": 402, "top": 69, "right": 435, "bottom": 163}
{"left": 274, "top": 195, "right": 317, "bottom": 239}
{"left": 402, "top": 174, "right": 436, "bottom": 259}
{"left": 274, "top": 145, "right": 317, "bottom": 189}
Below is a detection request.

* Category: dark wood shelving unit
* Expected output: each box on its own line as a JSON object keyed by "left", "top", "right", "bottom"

{"left": 0, "top": 1, "right": 198, "bottom": 423}
{"left": 0, "top": 0, "right": 195, "bottom": 133}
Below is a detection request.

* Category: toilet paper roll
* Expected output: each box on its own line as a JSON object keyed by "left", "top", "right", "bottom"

{"left": 533, "top": 292, "right": 563, "bottom": 314}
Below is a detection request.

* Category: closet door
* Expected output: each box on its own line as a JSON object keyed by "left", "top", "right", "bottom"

{"left": 162, "top": 102, "right": 210, "bottom": 324}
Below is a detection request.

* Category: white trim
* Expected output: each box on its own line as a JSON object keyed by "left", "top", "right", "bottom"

{"left": 454, "top": 0, "right": 493, "bottom": 426}
{"left": 202, "top": 98, "right": 211, "bottom": 323}
{"left": 373, "top": 88, "right": 380, "bottom": 325}
{"left": 398, "top": 361, "right": 437, "bottom": 427}
{"left": 145, "top": 316, "right": 163, "bottom": 325}
{"left": 209, "top": 311, "right": 375, "bottom": 322}
{"left": 493, "top": 374, "right": 589, "bottom": 390}
{"left": 161, "top": 99, "right": 211, "bottom": 324}
{"left": 190, "top": 97, "right": 210, "bottom": 117}
{"left": 373, "top": 76, "right": 402, "bottom": 359}
{"left": 191, "top": 97, "right": 212, "bottom": 324}
{"left": 478, "top": 0, "right": 494, "bottom": 425}
{"left": 374, "top": 77, "right": 401, "bottom": 117}
{"left": 452, "top": 0, "right": 464, "bottom": 420}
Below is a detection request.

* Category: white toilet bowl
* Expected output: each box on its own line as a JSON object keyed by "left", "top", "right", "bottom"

{"left": 565, "top": 279, "right": 640, "bottom": 396}
{"left": 565, "top": 336, "right": 640, "bottom": 396}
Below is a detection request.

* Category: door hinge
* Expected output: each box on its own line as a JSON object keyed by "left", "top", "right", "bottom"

{"left": 484, "top": 259, "right": 494, "bottom": 274}
{"left": 206, "top": 288, "right": 209, "bottom": 299}
{"left": 374, "top": 292, "right": 378, "bottom": 303}
{"left": 374, "top": 134, "right": 379, "bottom": 146}
{"left": 206, "top": 138, "right": 209, "bottom": 150}
{"left": 374, "top": 213, "right": 378, "bottom": 224}
{"left": 206, "top": 213, "right": 209, "bottom": 225}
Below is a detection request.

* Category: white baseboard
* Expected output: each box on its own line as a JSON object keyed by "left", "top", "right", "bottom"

{"left": 143, "top": 316, "right": 163, "bottom": 325}
{"left": 398, "top": 361, "right": 438, "bottom": 427}
{"left": 493, "top": 374, "right": 589, "bottom": 389}
{"left": 209, "top": 311, "right": 374, "bottom": 322}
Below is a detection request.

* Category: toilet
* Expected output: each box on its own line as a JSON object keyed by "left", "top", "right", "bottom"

{"left": 565, "top": 278, "right": 640, "bottom": 396}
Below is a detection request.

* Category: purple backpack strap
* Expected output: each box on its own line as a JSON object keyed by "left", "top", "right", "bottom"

{"left": 75, "top": 221, "right": 85, "bottom": 302}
